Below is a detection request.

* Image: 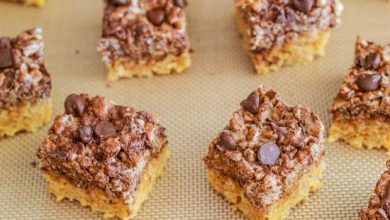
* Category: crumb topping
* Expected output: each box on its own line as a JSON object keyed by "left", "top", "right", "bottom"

{"left": 0, "top": 28, "right": 51, "bottom": 110}
{"left": 331, "top": 37, "right": 390, "bottom": 121}
{"left": 204, "top": 86, "right": 325, "bottom": 210}
{"left": 98, "top": 0, "right": 191, "bottom": 67}
{"left": 235, "top": 0, "right": 343, "bottom": 53}
{"left": 37, "top": 94, "right": 167, "bottom": 201}
{"left": 360, "top": 161, "right": 390, "bottom": 220}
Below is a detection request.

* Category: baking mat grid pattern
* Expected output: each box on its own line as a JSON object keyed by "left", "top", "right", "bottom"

{"left": 1, "top": 0, "right": 390, "bottom": 219}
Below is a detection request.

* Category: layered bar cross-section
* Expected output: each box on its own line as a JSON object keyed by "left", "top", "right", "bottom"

{"left": 37, "top": 94, "right": 169, "bottom": 219}
{"left": 0, "top": 28, "right": 52, "bottom": 137}
{"left": 235, "top": 0, "right": 343, "bottom": 74}
{"left": 204, "top": 86, "right": 325, "bottom": 220}
{"left": 98, "top": 0, "right": 191, "bottom": 80}
{"left": 329, "top": 37, "right": 390, "bottom": 150}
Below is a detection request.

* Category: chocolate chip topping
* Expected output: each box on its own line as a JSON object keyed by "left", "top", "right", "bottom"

{"left": 0, "top": 28, "right": 51, "bottom": 110}
{"left": 292, "top": 0, "right": 314, "bottom": 14}
{"left": 205, "top": 86, "right": 325, "bottom": 210}
{"left": 173, "top": 0, "right": 187, "bottom": 8}
{"left": 94, "top": 121, "right": 117, "bottom": 140}
{"left": 356, "top": 74, "right": 382, "bottom": 92}
{"left": 240, "top": 90, "right": 260, "bottom": 114}
{"left": 79, "top": 126, "right": 93, "bottom": 144}
{"left": 0, "top": 37, "right": 13, "bottom": 68}
{"left": 64, "top": 94, "right": 85, "bottom": 116}
{"left": 37, "top": 95, "right": 167, "bottom": 200}
{"left": 146, "top": 8, "right": 166, "bottom": 26}
{"left": 258, "top": 143, "right": 281, "bottom": 165}
{"left": 219, "top": 132, "right": 237, "bottom": 151}
{"left": 365, "top": 53, "right": 382, "bottom": 69}
{"left": 331, "top": 37, "right": 390, "bottom": 122}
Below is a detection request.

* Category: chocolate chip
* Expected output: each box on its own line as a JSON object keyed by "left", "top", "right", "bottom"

{"left": 356, "top": 74, "right": 382, "bottom": 92}
{"left": 146, "top": 8, "right": 166, "bottom": 26}
{"left": 110, "top": 0, "right": 127, "bottom": 6}
{"left": 219, "top": 132, "right": 237, "bottom": 151}
{"left": 258, "top": 143, "right": 280, "bottom": 165}
{"left": 354, "top": 56, "right": 364, "bottom": 68}
{"left": 173, "top": 0, "right": 187, "bottom": 8}
{"left": 64, "top": 94, "right": 86, "bottom": 116}
{"left": 94, "top": 121, "right": 117, "bottom": 140}
{"left": 30, "top": 161, "right": 37, "bottom": 168}
{"left": 240, "top": 90, "right": 260, "bottom": 114}
{"left": 79, "top": 126, "right": 93, "bottom": 144}
{"left": 364, "top": 53, "right": 381, "bottom": 69}
{"left": 292, "top": 0, "right": 313, "bottom": 14}
{"left": 0, "top": 37, "right": 13, "bottom": 68}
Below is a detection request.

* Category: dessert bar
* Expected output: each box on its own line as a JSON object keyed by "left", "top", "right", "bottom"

{"left": 329, "top": 37, "right": 390, "bottom": 150}
{"left": 204, "top": 86, "right": 325, "bottom": 220}
{"left": 0, "top": 28, "right": 51, "bottom": 137}
{"left": 37, "top": 94, "right": 169, "bottom": 219}
{"left": 98, "top": 0, "right": 191, "bottom": 80}
{"left": 235, "top": 0, "right": 343, "bottom": 74}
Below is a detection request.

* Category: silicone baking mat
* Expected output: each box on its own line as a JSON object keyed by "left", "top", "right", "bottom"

{"left": 1, "top": 0, "right": 390, "bottom": 219}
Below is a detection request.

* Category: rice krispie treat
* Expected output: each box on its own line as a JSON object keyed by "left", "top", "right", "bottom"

{"left": 360, "top": 161, "right": 390, "bottom": 220}
{"left": 37, "top": 94, "right": 169, "bottom": 219}
{"left": 329, "top": 37, "right": 390, "bottom": 150}
{"left": 98, "top": 0, "right": 191, "bottom": 80}
{"left": 0, "top": 28, "right": 52, "bottom": 137}
{"left": 3, "top": 0, "right": 45, "bottom": 7}
{"left": 204, "top": 86, "right": 325, "bottom": 220}
{"left": 235, "top": 0, "right": 343, "bottom": 74}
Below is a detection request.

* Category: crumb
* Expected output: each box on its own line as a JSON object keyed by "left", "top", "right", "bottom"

{"left": 105, "top": 83, "right": 111, "bottom": 88}
{"left": 30, "top": 161, "right": 37, "bottom": 168}
{"left": 75, "top": 49, "right": 80, "bottom": 54}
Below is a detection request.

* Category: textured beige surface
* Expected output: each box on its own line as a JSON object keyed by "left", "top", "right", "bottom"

{"left": 0, "top": 0, "right": 390, "bottom": 219}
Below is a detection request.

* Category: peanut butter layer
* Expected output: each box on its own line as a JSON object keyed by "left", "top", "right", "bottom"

{"left": 235, "top": 0, "right": 343, "bottom": 55}
{"left": 0, "top": 28, "right": 51, "bottom": 111}
{"left": 204, "top": 86, "right": 325, "bottom": 211}
{"left": 37, "top": 94, "right": 167, "bottom": 201}
{"left": 98, "top": 0, "right": 191, "bottom": 68}
{"left": 330, "top": 37, "right": 390, "bottom": 122}
{"left": 360, "top": 161, "right": 390, "bottom": 220}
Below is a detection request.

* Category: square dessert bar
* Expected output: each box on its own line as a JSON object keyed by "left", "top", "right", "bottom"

{"left": 204, "top": 86, "right": 325, "bottom": 220}
{"left": 3, "top": 0, "right": 45, "bottom": 7}
{"left": 37, "top": 94, "right": 169, "bottom": 219}
{"left": 98, "top": 0, "right": 191, "bottom": 80}
{"left": 0, "top": 28, "right": 52, "bottom": 137}
{"left": 329, "top": 37, "right": 390, "bottom": 150}
{"left": 360, "top": 161, "right": 390, "bottom": 220}
{"left": 235, "top": 0, "right": 343, "bottom": 74}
